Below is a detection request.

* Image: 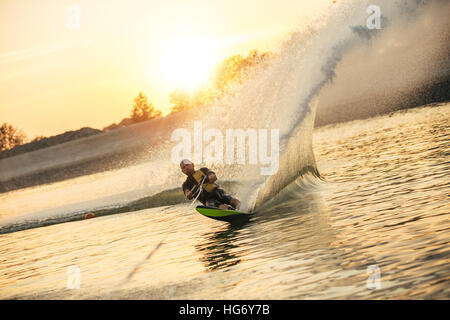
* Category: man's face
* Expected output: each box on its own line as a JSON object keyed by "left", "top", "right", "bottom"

{"left": 180, "top": 162, "right": 194, "bottom": 176}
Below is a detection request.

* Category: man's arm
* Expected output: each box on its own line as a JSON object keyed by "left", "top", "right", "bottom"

{"left": 185, "top": 189, "right": 193, "bottom": 199}
{"left": 200, "top": 167, "right": 217, "bottom": 183}
{"left": 182, "top": 181, "right": 194, "bottom": 200}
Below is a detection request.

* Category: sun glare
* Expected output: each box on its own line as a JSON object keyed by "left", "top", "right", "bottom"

{"left": 161, "top": 38, "right": 219, "bottom": 91}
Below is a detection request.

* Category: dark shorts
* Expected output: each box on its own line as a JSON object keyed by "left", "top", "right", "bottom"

{"left": 204, "top": 188, "right": 233, "bottom": 208}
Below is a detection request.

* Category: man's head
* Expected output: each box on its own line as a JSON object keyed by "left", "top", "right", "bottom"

{"left": 180, "top": 159, "right": 194, "bottom": 176}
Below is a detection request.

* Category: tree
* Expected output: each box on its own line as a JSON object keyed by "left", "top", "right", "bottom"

{"left": 31, "top": 135, "right": 45, "bottom": 142}
{"left": 130, "top": 92, "right": 162, "bottom": 123}
{"left": 0, "top": 123, "right": 27, "bottom": 152}
{"left": 103, "top": 118, "right": 134, "bottom": 131}
{"left": 168, "top": 50, "right": 274, "bottom": 114}
{"left": 169, "top": 87, "right": 217, "bottom": 114}
{"left": 212, "top": 49, "right": 274, "bottom": 95}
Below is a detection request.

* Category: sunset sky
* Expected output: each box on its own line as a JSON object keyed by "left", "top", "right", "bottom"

{"left": 0, "top": 0, "right": 331, "bottom": 138}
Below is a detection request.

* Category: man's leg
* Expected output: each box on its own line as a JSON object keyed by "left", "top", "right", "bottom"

{"left": 206, "top": 197, "right": 239, "bottom": 210}
{"left": 205, "top": 199, "right": 226, "bottom": 209}
{"left": 214, "top": 188, "right": 241, "bottom": 210}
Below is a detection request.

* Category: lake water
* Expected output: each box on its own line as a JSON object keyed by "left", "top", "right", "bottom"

{"left": 0, "top": 103, "right": 448, "bottom": 299}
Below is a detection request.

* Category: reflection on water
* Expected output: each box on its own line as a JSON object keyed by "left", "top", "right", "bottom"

{"left": 196, "top": 219, "right": 253, "bottom": 272}
{"left": 0, "top": 104, "right": 449, "bottom": 299}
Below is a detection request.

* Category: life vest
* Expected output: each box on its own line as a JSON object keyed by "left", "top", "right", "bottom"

{"left": 192, "top": 170, "right": 217, "bottom": 193}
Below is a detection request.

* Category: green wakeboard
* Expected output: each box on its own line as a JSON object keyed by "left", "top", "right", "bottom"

{"left": 195, "top": 205, "right": 252, "bottom": 223}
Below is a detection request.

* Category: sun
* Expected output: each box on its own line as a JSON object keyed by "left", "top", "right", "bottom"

{"left": 161, "top": 37, "right": 219, "bottom": 91}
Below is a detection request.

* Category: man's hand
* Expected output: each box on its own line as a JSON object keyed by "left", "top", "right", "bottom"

{"left": 185, "top": 189, "right": 193, "bottom": 200}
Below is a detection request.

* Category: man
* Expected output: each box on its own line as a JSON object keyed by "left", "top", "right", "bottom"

{"left": 180, "top": 159, "right": 241, "bottom": 210}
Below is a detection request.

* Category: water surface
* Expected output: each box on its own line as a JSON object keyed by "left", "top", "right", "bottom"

{"left": 0, "top": 103, "right": 448, "bottom": 299}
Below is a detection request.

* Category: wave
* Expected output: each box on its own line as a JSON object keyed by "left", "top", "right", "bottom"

{"left": 248, "top": 0, "right": 450, "bottom": 210}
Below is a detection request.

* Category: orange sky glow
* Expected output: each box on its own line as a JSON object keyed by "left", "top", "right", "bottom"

{"left": 0, "top": 0, "right": 331, "bottom": 138}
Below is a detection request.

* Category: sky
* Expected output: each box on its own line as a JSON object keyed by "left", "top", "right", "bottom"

{"left": 0, "top": 0, "right": 332, "bottom": 138}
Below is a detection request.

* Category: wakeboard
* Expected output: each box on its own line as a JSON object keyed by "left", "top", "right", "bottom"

{"left": 195, "top": 205, "right": 252, "bottom": 223}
